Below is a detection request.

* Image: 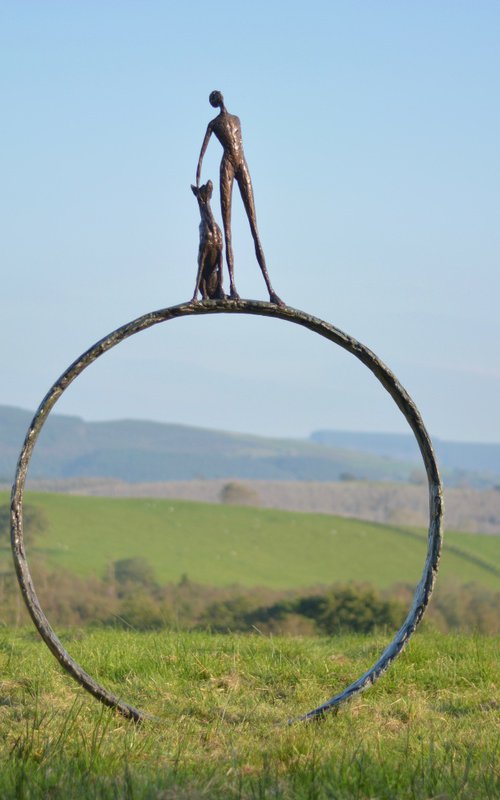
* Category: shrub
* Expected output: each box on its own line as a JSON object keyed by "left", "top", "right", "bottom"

{"left": 339, "top": 472, "right": 358, "bottom": 482}
{"left": 0, "top": 503, "right": 48, "bottom": 547}
{"left": 113, "top": 557, "right": 156, "bottom": 588}
{"left": 298, "top": 585, "right": 405, "bottom": 634}
{"left": 115, "top": 592, "right": 167, "bottom": 630}
{"left": 219, "top": 482, "right": 260, "bottom": 506}
{"left": 199, "top": 596, "right": 257, "bottom": 632}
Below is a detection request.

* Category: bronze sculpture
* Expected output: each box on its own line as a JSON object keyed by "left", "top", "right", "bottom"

{"left": 8, "top": 93, "right": 444, "bottom": 724}
{"left": 196, "top": 90, "right": 284, "bottom": 306}
{"left": 191, "top": 180, "right": 224, "bottom": 301}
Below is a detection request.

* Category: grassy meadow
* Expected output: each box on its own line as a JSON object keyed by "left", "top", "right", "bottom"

{"left": 0, "top": 492, "right": 498, "bottom": 797}
{"left": 0, "top": 628, "right": 498, "bottom": 799}
{"left": 1, "top": 491, "right": 498, "bottom": 591}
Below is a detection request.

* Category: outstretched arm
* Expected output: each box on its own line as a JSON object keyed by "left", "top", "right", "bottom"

{"left": 196, "top": 123, "right": 213, "bottom": 186}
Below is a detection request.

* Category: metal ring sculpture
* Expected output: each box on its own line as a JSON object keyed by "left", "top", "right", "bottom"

{"left": 11, "top": 300, "right": 443, "bottom": 722}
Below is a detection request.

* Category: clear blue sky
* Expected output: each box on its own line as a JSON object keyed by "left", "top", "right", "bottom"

{"left": 1, "top": 1, "right": 499, "bottom": 443}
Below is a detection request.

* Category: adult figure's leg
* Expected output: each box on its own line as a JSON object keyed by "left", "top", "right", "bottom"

{"left": 220, "top": 159, "right": 239, "bottom": 299}
{"left": 236, "top": 163, "right": 283, "bottom": 305}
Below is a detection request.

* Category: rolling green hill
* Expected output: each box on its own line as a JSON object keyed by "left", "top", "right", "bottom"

{"left": 2, "top": 492, "right": 498, "bottom": 591}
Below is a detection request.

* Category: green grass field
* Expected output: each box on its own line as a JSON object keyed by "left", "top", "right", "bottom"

{"left": 0, "top": 627, "right": 497, "bottom": 799}
{"left": 1, "top": 491, "right": 498, "bottom": 590}
{"left": 1, "top": 494, "right": 498, "bottom": 797}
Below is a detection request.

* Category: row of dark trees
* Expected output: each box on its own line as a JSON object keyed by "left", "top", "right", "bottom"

{"left": 0, "top": 554, "right": 498, "bottom": 635}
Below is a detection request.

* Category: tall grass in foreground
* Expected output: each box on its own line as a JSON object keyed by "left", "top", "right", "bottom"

{"left": 0, "top": 628, "right": 498, "bottom": 798}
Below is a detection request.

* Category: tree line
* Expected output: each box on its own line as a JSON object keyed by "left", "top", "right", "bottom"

{"left": 0, "top": 556, "right": 497, "bottom": 635}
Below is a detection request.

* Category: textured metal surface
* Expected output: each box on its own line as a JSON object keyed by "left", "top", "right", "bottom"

{"left": 10, "top": 299, "right": 443, "bottom": 722}
{"left": 191, "top": 181, "right": 224, "bottom": 301}
{"left": 196, "top": 91, "right": 284, "bottom": 306}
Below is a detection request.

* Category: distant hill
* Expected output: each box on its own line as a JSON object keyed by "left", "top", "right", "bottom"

{"left": 0, "top": 405, "right": 498, "bottom": 488}
{"left": 311, "top": 430, "right": 500, "bottom": 488}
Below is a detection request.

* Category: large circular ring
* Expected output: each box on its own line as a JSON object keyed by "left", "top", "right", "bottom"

{"left": 10, "top": 300, "right": 443, "bottom": 722}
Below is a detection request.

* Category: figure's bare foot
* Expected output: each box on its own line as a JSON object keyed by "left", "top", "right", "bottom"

{"left": 269, "top": 291, "right": 285, "bottom": 307}
{"left": 190, "top": 295, "right": 199, "bottom": 304}
{"left": 229, "top": 289, "right": 241, "bottom": 301}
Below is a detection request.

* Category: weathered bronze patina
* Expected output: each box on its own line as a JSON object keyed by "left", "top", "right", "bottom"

{"left": 196, "top": 91, "right": 284, "bottom": 306}
{"left": 10, "top": 300, "right": 443, "bottom": 723}
{"left": 191, "top": 180, "right": 225, "bottom": 301}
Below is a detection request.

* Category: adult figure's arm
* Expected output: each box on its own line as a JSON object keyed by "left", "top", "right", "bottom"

{"left": 196, "top": 123, "right": 213, "bottom": 186}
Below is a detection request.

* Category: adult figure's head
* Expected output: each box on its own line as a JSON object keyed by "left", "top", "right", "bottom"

{"left": 209, "top": 90, "right": 224, "bottom": 109}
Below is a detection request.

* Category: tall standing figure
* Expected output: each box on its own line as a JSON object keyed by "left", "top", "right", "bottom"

{"left": 196, "top": 90, "right": 284, "bottom": 306}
